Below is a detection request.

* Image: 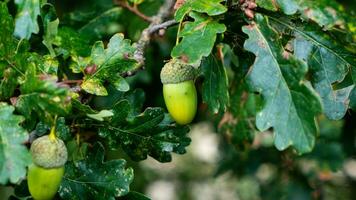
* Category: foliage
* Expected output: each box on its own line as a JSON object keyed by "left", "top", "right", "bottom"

{"left": 0, "top": 0, "right": 355, "bottom": 199}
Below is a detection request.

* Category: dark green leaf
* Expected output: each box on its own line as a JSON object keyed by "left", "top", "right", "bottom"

{"left": 0, "top": 103, "right": 31, "bottom": 184}
{"left": 201, "top": 54, "right": 229, "bottom": 114}
{"left": 242, "top": 14, "right": 322, "bottom": 154}
{"left": 59, "top": 143, "right": 134, "bottom": 200}
{"left": 99, "top": 100, "right": 191, "bottom": 162}
{"left": 15, "top": 62, "right": 71, "bottom": 123}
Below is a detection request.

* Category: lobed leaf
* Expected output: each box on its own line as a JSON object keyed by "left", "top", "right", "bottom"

{"left": 14, "top": 0, "right": 41, "bottom": 39}
{"left": 0, "top": 103, "right": 31, "bottom": 184}
{"left": 242, "top": 14, "right": 322, "bottom": 154}
{"left": 175, "top": 0, "right": 227, "bottom": 21}
{"left": 99, "top": 100, "right": 191, "bottom": 162}
{"left": 81, "top": 33, "right": 137, "bottom": 95}
{"left": 59, "top": 143, "right": 134, "bottom": 200}
{"left": 256, "top": 0, "right": 346, "bottom": 30}
{"left": 172, "top": 12, "right": 226, "bottom": 64}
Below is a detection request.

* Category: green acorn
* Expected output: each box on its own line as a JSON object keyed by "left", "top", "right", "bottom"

{"left": 28, "top": 128, "right": 68, "bottom": 200}
{"left": 160, "top": 59, "right": 197, "bottom": 125}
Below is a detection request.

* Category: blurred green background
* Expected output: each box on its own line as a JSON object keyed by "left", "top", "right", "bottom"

{"left": 1, "top": 0, "right": 356, "bottom": 199}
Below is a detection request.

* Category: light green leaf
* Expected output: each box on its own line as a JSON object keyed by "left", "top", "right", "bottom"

{"left": 0, "top": 103, "right": 31, "bottom": 184}
{"left": 14, "top": 0, "right": 41, "bottom": 39}
{"left": 242, "top": 14, "right": 322, "bottom": 154}
{"left": 172, "top": 12, "right": 226, "bottom": 64}
{"left": 175, "top": 0, "right": 227, "bottom": 21}
{"left": 87, "top": 110, "right": 114, "bottom": 121}
{"left": 81, "top": 78, "right": 108, "bottom": 96}
{"left": 82, "top": 33, "right": 137, "bottom": 95}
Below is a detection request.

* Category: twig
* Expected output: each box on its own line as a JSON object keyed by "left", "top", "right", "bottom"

{"left": 114, "top": 0, "right": 152, "bottom": 22}
{"left": 123, "top": 0, "right": 176, "bottom": 77}
{"left": 148, "top": 19, "right": 178, "bottom": 35}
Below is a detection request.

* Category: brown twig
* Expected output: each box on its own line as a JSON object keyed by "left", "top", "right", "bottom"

{"left": 114, "top": 0, "right": 153, "bottom": 22}
{"left": 123, "top": 0, "right": 176, "bottom": 77}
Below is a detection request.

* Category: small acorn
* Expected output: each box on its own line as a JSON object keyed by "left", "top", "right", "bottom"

{"left": 28, "top": 130, "right": 68, "bottom": 200}
{"left": 160, "top": 59, "right": 197, "bottom": 125}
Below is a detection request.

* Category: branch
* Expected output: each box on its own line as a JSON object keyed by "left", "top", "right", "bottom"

{"left": 123, "top": 0, "right": 177, "bottom": 77}
{"left": 114, "top": 0, "right": 152, "bottom": 22}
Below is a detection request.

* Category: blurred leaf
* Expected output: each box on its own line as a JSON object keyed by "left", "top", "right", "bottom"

{"left": 56, "top": 117, "right": 71, "bottom": 141}
{"left": 172, "top": 12, "right": 226, "bottom": 64}
{"left": 54, "top": 27, "right": 92, "bottom": 58}
{"left": 0, "top": 103, "right": 31, "bottom": 184}
{"left": 59, "top": 143, "right": 134, "bottom": 199}
{"left": 201, "top": 54, "right": 229, "bottom": 114}
{"left": 119, "top": 191, "right": 151, "bottom": 200}
{"left": 66, "top": 140, "right": 89, "bottom": 162}
{"left": 14, "top": 0, "right": 41, "bottom": 39}
{"left": 16, "top": 62, "right": 71, "bottom": 124}
{"left": 128, "top": 0, "right": 145, "bottom": 5}
{"left": 242, "top": 14, "right": 322, "bottom": 154}
{"left": 0, "top": 2, "right": 16, "bottom": 58}
{"left": 41, "top": 3, "right": 59, "bottom": 57}
{"left": 87, "top": 110, "right": 114, "bottom": 121}
{"left": 303, "top": 141, "right": 344, "bottom": 171}
{"left": 99, "top": 100, "right": 191, "bottom": 162}
{"left": 78, "top": 7, "right": 124, "bottom": 41}
{"left": 81, "top": 33, "right": 137, "bottom": 95}
{"left": 256, "top": 0, "right": 346, "bottom": 29}
{"left": 175, "top": 0, "right": 227, "bottom": 21}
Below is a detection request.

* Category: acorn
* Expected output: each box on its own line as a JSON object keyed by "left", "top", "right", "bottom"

{"left": 160, "top": 59, "right": 197, "bottom": 125}
{"left": 28, "top": 131, "right": 68, "bottom": 200}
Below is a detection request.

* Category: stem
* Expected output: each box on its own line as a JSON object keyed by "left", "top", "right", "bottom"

{"left": 114, "top": 0, "right": 152, "bottom": 22}
{"left": 176, "top": 19, "right": 183, "bottom": 45}
{"left": 49, "top": 115, "right": 58, "bottom": 141}
{"left": 123, "top": 0, "right": 176, "bottom": 77}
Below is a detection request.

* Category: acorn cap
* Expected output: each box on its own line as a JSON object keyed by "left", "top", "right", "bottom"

{"left": 160, "top": 59, "right": 196, "bottom": 84}
{"left": 30, "top": 135, "right": 68, "bottom": 168}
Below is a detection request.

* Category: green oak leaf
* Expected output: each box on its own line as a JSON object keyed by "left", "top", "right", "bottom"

{"left": 59, "top": 143, "right": 134, "bottom": 199}
{"left": 0, "top": 2, "right": 16, "bottom": 57}
{"left": 99, "top": 100, "right": 191, "bottom": 162}
{"left": 16, "top": 62, "right": 71, "bottom": 124}
{"left": 81, "top": 33, "right": 136, "bottom": 95}
{"left": 172, "top": 12, "right": 226, "bottom": 64}
{"left": 0, "top": 103, "right": 31, "bottom": 184}
{"left": 242, "top": 14, "right": 322, "bottom": 154}
{"left": 256, "top": 0, "right": 345, "bottom": 29}
{"left": 201, "top": 54, "right": 229, "bottom": 114}
{"left": 14, "top": 0, "right": 41, "bottom": 39}
{"left": 175, "top": 0, "right": 227, "bottom": 21}
{"left": 269, "top": 17, "right": 355, "bottom": 119}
